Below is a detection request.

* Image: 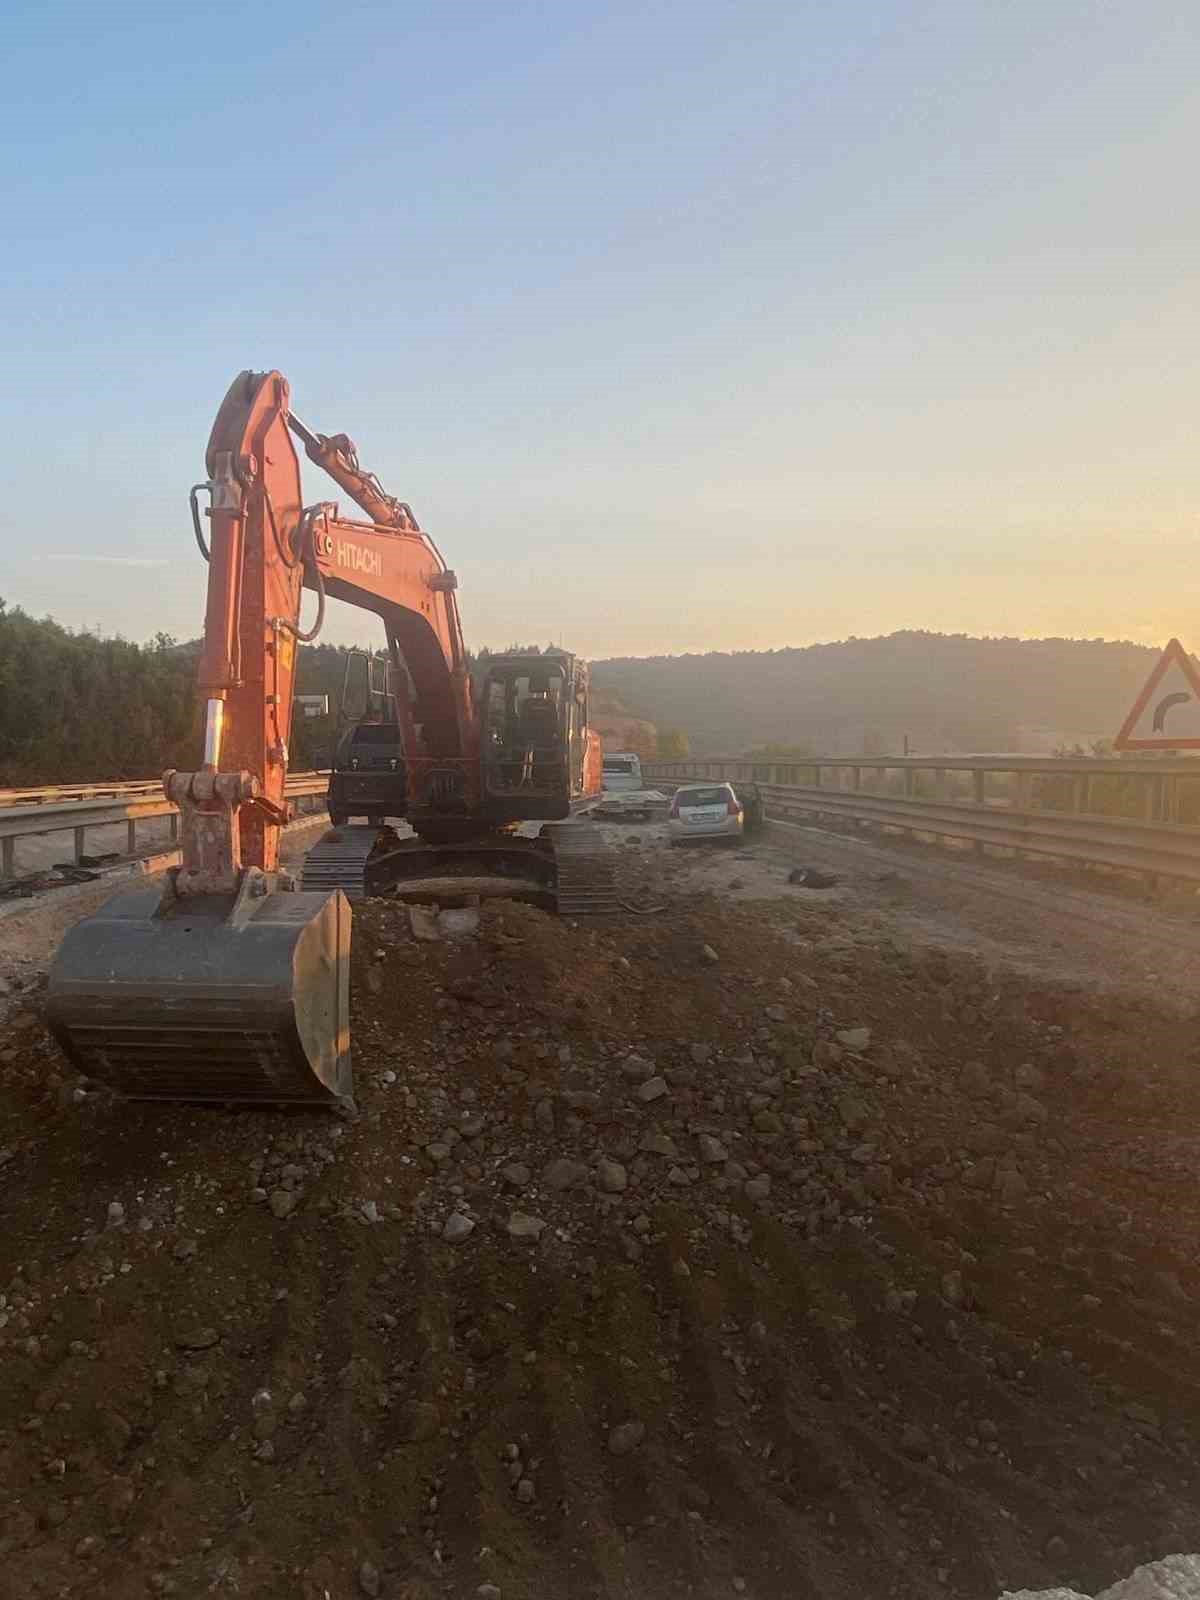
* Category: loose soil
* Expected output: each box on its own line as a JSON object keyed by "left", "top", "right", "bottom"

{"left": 1, "top": 835, "right": 1199, "bottom": 1600}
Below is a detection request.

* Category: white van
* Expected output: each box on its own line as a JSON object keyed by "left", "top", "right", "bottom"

{"left": 601, "top": 752, "right": 643, "bottom": 793}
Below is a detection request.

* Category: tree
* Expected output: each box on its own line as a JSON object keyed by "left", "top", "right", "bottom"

{"left": 656, "top": 728, "right": 690, "bottom": 759}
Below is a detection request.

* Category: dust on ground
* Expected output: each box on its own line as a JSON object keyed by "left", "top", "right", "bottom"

{"left": 1, "top": 831, "right": 1200, "bottom": 1598}
{"left": 609, "top": 814, "right": 1200, "bottom": 1013}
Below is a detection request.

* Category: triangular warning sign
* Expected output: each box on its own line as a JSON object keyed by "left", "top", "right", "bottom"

{"left": 1114, "top": 638, "right": 1200, "bottom": 750}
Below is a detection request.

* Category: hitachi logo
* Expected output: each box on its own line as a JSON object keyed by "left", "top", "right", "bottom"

{"left": 336, "top": 541, "right": 382, "bottom": 578}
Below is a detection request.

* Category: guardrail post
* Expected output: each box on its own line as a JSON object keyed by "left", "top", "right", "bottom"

{"left": 971, "top": 771, "right": 986, "bottom": 853}
{"left": 1143, "top": 775, "right": 1164, "bottom": 824}
{"left": 1013, "top": 772, "right": 1033, "bottom": 812}
{"left": 127, "top": 819, "right": 137, "bottom": 856}
{"left": 1, "top": 837, "right": 13, "bottom": 881}
{"left": 169, "top": 812, "right": 179, "bottom": 843}
{"left": 903, "top": 767, "right": 915, "bottom": 799}
{"left": 74, "top": 826, "right": 86, "bottom": 864}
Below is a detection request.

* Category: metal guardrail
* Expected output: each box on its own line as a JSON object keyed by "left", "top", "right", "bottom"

{"left": 0, "top": 780, "right": 165, "bottom": 808}
{"left": 642, "top": 756, "right": 1200, "bottom": 884}
{"left": 0, "top": 774, "right": 330, "bottom": 883}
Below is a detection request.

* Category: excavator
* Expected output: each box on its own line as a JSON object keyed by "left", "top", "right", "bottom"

{"left": 45, "top": 370, "right": 607, "bottom": 1111}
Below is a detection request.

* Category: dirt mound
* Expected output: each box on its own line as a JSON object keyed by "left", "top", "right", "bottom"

{"left": 1, "top": 869, "right": 1200, "bottom": 1599}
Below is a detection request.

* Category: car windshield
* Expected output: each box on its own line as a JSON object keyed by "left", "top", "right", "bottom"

{"left": 679, "top": 787, "right": 729, "bottom": 806}
{"left": 604, "top": 758, "right": 635, "bottom": 773}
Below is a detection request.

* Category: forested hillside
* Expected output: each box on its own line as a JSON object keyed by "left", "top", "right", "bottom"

{"left": 592, "top": 631, "right": 1160, "bottom": 755}
{"left": 0, "top": 601, "right": 1169, "bottom": 784}
{"left": 0, "top": 602, "right": 198, "bottom": 784}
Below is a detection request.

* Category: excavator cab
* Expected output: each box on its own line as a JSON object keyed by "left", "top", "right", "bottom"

{"left": 480, "top": 652, "right": 592, "bottom": 821}
{"left": 326, "top": 649, "right": 407, "bottom": 826}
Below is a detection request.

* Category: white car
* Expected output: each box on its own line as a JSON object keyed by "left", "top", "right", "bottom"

{"left": 668, "top": 782, "right": 746, "bottom": 843}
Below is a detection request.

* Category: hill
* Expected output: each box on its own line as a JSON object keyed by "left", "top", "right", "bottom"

{"left": 0, "top": 604, "right": 1171, "bottom": 786}
{"left": 591, "top": 631, "right": 1162, "bottom": 756}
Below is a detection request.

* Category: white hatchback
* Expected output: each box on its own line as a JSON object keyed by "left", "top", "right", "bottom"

{"left": 668, "top": 782, "right": 744, "bottom": 843}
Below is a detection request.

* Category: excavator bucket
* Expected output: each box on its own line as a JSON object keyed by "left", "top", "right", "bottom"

{"left": 45, "top": 878, "right": 353, "bottom": 1109}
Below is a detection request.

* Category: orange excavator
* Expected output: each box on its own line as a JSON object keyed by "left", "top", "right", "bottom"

{"left": 45, "top": 371, "right": 606, "bottom": 1111}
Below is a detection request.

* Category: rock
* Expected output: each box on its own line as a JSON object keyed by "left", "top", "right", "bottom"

{"left": 941, "top": 1270, "right": 964, "bottom": 1307}
{"left": 501, "top": 1163, "right": 531, "bottom": 1189}
{"left": 1015, "top": 1092, "right": 1048, "bottom": 1126}
{"left": 544, "top": 1157, "right": 588, "bottom": 1191}
{"left": 639, "top": 1131, "right": 678, "bottom": 1157}
{"left": 358, "top": 1558, "right": 381, "bottom": 1596}
{"left": 408, "top": 904, "right": 441, "bottom": 941}
{"left": 744, "top": 1174, "right": 771, "bottom": 1202}
{"left": 636, "top": 1076, "right": 669, "bottom": 1103}
{"left": 836, "top": 1026, "right": 871, "bottom": 1052}
{"left": 507, "top": 1212, "right": 547, "bottom": 1241}
{"left": 426, "top": 1142, "right": 451, "bottom": 1166}
{"left": 697, "top": 1134, "right": 728, "bottom": 1164}
{"left": 837, "top": 1096, "right": 870, "bottom": 1134}
{"left": 442, "top": 1213, "right": 475, "bottom": 1243}
{"left": 477, "top": 1586, "right": 502, "bottom": 1600}
{"left": 764, "top": 1005, "right": 788, "bottom": 1023}
{"left": 175, "top": 1326, "right": 219, "bottom": 1351}
{"left": 689, "top": 1043, "right": 712, "bottom": 1065}
{"left": 621, "top": 1054, "right": 655, "bottom": 1081}
{"left": 667, "top": 1165, "right": 692, "bottom": 1186}
{"left": 608, "top": 1419, "right": 646, "bottom": 1456}
{"left": 515, "top": 1477, "right": 536, "bottom": 1503}
{"left": 597, "top": 1158, "right": 627, "bottom": 1193}
{"left": 788, "top": 866, "right": 838, "bottom": 888}
{"left": 106, "top": 1200, "right": 125, "bottom": 1227}
{"left": 269, "top": 1188, "right": 299, "bottom": 1219}
{"left": 460, "top": 1113, "right": 486, "bottom": 1138}
{"left": 562, "top": 1090, "right": 602, "bottom": 1112}
{"left": 752, "top": 1109, "right": 783, "bottom": 1135}
{"left": 534, "top": 1098, "right": 556, "bottom": 1133}
{"left": 702, "top": 945, "right": 720, "bottom": 964}
{"left": 440, "top": 905, "right": 480, "bottom": 939}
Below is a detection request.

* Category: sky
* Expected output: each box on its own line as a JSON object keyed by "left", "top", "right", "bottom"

{"left": 1, "top": 0, "right": 1197, "bottom": 659}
